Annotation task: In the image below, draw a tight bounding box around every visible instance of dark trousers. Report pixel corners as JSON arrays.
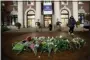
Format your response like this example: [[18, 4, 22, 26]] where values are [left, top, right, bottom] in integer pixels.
[[49, 27, 52, 31], [69, 26, 74, 34]]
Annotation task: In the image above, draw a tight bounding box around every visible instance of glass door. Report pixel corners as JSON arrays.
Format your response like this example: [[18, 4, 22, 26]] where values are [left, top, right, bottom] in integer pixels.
[[61, 9, 69, 27], [27, 15, 35, 27], [44, 15, 52, 27], [78, 13, 85, 24]]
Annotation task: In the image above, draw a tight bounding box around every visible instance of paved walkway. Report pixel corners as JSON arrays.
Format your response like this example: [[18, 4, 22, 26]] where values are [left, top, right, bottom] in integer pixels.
[[6, 26, 89, 32], [2, 31, 90, 60]]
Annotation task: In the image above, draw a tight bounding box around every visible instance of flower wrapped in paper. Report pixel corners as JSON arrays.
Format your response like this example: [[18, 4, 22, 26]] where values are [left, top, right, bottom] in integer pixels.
[[25, 36, 32, 41], [12, 36, 86, 56], [71, 37, 86, 49], [40, 41, 48, 52], [29, 43, 37, 56], [47, 42, 54, 56], [12, 41, 26, 54]]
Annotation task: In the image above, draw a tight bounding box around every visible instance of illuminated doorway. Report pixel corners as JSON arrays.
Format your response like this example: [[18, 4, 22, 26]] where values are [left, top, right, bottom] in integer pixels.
[[78, 13, 85, 24], [61, 9, 69, 27], [44, 15, 52, 27], [27, 10, 35, 27]]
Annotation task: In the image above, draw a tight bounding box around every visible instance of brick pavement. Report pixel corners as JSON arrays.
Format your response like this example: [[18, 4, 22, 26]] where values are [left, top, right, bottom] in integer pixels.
[[2, 31, 90, 60], [6, 26, 89, 32]]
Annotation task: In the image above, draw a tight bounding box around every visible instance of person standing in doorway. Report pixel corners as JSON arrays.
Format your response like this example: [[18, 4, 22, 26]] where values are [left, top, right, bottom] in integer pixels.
[[49, 24, 52, 31], [68, 16, 76, 35], [35, 19, 40, 32]]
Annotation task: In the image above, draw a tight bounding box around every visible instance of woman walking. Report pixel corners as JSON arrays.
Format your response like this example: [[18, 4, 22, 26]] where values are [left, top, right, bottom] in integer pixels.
[[67, 16, 76, 35]]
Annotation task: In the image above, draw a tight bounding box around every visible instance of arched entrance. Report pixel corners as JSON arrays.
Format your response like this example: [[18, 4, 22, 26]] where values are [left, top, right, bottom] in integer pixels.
[[27, 10, 35, 27], [25, 7, 35, 28], [60, 6, 71, 27], [61, 9, 69, 27], [78, 6, 86, 23]]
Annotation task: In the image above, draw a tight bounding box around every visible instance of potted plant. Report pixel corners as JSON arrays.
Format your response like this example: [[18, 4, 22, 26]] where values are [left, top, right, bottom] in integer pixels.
[[76, 20, 81, 27]]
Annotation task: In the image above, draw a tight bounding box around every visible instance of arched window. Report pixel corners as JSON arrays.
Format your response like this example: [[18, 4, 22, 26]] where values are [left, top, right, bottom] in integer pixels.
[[61, 9, 69, 26], [61, 9, 68, 14], [27, 10, 35, 27]]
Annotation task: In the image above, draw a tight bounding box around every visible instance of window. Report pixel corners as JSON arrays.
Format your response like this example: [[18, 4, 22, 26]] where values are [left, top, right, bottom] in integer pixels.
[[43, 0, 51, 2], [28, 1, 31, 4], [11, 15, 18, 25], [78, 13, 85, 23], [27, 1, 34, 6], [61, 0, 68, 5], [13, 1, 17, 6], [44, 15, 52, 27], [61, 10, 68, 14], [78, 2, 84, 4], [61, 9, 69, 26], [27, 10, 35, 27]]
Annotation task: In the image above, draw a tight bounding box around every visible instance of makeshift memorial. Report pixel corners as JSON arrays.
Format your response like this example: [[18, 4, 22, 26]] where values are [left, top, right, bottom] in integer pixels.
[[12, 36, 86, 56]]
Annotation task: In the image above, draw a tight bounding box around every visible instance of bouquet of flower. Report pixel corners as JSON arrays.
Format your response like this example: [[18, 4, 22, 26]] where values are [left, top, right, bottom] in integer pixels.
[[29, 42, 38, 56], [47, 37, 54, 56], [53, 36, 70, 52], [71, 37, 86, 50], [12, 36, 86, 56]]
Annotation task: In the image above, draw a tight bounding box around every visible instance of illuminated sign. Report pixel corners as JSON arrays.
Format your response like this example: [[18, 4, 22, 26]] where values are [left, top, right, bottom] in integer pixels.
[[43, 2, 52, 14]]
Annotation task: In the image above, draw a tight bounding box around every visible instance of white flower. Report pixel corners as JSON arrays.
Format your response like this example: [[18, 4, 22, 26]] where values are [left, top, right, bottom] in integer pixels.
[[59, 35, 63, 38], [66, 39, 69, 43], [51, 42, 54, 45], [47, 40, 50, 42], [42, 36, 45, 38], [52, 37, 54, 39], [72, 39, 77, 42], [48, 37, 50, 39], [55, 45, 57, 47], [50, 39, 52, 41], [47, 43, 50, 45], [35, 44, 39, 47], [81, 39, 84, 42]]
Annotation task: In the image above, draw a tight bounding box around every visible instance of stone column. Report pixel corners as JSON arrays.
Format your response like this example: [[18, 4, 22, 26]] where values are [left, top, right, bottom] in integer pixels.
[[0, 2, 1, 26], [0, 1, 1, 56], [73, 1, 78, 21], [54, 1, 60, 30], [18, 1, 23, 27], [35, 1, 41, 23], [54, 1, 61, 23]]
